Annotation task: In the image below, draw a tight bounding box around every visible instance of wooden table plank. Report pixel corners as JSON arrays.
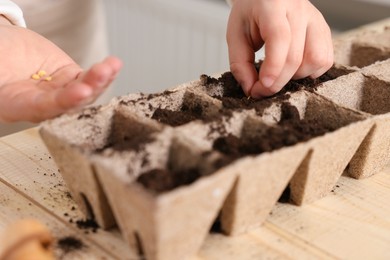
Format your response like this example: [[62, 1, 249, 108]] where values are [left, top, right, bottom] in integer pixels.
[[0, 128, 137, 259], [267, 172, 390, 260], [0, 179, 116, 259], [1, 128, 390, 259]]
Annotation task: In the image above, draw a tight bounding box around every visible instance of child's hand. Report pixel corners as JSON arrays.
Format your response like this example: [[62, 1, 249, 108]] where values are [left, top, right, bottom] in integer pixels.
[[0, 25, 122, 123], [227, 0, 333, 98]]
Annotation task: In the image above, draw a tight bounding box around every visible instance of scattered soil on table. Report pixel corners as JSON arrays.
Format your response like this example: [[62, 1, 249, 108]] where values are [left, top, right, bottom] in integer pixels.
[[57, 236, 84, 254], [75, 218, 99, 233]]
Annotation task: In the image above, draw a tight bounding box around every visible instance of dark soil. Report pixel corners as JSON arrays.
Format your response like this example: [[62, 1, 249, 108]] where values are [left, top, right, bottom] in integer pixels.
[[213, 102, 336, 158], [200, 64, 350, 114], [151, 107, 200, 127], [77, 106, 102, 120], [151, 97, 219, 127], [96, 112, 156, 152], [75, 218, 99, 233], [203, 63, 349, 95], [118, 90, 176, 106], [57, 236, 84, 254], [137, 168, 202, 193], [136, 153, 232, 193]]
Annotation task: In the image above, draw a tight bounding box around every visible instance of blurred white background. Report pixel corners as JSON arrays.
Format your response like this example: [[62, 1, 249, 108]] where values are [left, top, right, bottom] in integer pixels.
[[103, 0, 390, 97], [1, 0, 389, 136]]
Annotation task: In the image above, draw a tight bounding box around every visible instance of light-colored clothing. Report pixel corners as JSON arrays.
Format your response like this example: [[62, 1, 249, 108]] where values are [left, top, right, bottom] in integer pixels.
[[0, 0, 25, 27], [13, 0, 109, 69]]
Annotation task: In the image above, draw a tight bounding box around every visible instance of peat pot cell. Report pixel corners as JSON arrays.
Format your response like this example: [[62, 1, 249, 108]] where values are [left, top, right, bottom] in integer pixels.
[[39, 105, 120, 229], [94, 136, 237, 259], [41, 105, 115, 151], [199, 67, 350, 113], [136, 138, 231, 194], [286, 91, 367, 132], [334, 26, 390, 68], [98, 106, 163, 152], [212, 91, 367, 160], [118, 89, 186, 119], [316, 72, 390, 115], [349, 27, 390, 68], [151, 90, 222, 127]]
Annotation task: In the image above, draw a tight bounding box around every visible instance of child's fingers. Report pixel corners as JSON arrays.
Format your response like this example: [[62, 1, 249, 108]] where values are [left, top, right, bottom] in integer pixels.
[[259, 11, 291, 82], [250, 16, 291, 97], [293, 12, 333, 79], [226, 9, 258, 96], [309, 17, 334, 79], [37, 56, 123, 120], [251, 10, 307, 97]]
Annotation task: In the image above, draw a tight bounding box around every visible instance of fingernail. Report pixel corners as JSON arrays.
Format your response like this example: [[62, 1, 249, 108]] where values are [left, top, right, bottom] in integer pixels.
[[249, 81, 263, 99], [79, 96, 95, 107], [261, 76, 274, 88]]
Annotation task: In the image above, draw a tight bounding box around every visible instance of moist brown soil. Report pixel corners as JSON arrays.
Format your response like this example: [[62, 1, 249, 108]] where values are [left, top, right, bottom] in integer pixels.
[[57, 236, 84, 254], [75, 218, 99, 233], [203, 63, 349, 96], [136, 153, 232, 193], [151, 98, 220, 127], [213, 102, 336, 158], [151, 107, 201, 127], [200, 64, 350, 114], [96, 112, 156, 152], [137, 168, 201, 193]]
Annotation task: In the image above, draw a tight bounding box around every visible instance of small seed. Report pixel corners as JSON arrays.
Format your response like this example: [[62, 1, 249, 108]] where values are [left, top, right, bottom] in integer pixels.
[[31, 74, 40, 80], [44, 76, 52, 82], [38, 70, 47, 77]]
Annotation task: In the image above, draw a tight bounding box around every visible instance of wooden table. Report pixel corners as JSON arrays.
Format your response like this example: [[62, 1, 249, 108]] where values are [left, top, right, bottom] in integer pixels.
[[1, 127, 389, 259]]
